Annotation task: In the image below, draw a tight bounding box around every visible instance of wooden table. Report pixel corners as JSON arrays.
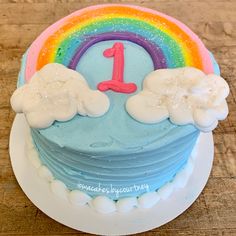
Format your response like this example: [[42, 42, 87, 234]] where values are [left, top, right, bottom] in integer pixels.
[[0, 1, 235, 235]]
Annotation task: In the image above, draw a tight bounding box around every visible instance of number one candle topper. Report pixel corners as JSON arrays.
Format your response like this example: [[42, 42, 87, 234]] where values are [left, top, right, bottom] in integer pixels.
[[97, 42, 137, 94]]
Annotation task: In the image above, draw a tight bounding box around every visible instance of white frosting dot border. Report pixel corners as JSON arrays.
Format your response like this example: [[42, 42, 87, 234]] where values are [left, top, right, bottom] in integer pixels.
[[25, 129, 199, 214]]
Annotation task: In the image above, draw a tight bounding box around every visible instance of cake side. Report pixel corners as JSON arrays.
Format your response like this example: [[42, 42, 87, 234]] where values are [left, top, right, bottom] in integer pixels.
[[31, 125, 199, 199], [25, 128, 199, 213]]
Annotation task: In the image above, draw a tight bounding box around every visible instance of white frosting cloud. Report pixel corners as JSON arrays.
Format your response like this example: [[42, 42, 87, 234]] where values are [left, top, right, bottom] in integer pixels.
[[126, 67, 229, 132], [11, 63, 110, 128]]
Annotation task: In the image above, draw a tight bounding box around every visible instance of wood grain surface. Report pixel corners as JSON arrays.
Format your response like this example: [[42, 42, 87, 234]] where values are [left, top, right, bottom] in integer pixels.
[[0, 0, 236, 235]]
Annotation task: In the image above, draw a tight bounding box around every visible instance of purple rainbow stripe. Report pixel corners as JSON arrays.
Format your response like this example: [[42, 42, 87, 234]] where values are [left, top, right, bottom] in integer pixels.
[[68, 32, 167, 70]]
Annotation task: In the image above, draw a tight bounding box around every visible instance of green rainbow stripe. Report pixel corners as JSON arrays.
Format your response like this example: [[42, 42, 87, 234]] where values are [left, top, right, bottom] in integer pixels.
[[54, 18, 185, 68]]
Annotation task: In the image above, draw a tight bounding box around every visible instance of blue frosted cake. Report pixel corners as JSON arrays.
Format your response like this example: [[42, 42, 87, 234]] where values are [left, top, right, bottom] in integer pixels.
[[11, 5, 229, 213]]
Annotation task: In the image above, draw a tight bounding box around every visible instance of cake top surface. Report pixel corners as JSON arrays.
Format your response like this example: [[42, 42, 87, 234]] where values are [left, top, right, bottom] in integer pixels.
[[11, 4, 229, 154]]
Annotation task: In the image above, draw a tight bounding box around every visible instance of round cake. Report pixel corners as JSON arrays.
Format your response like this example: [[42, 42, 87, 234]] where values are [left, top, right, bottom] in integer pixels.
[[11, 4, 229, 213]]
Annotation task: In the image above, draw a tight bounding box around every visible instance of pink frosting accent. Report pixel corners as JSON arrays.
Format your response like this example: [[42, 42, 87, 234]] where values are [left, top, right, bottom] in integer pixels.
[[25, 4, 213, 82], [25, 5, 100, 82], [98, 42, 137, 94]]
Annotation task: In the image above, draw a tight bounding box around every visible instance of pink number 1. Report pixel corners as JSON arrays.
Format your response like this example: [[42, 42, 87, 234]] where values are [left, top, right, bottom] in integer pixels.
[[97, 42, 137, 94]]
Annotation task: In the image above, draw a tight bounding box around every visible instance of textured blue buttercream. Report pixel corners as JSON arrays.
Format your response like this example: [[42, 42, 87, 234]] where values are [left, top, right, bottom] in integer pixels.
[[17, 50, 28, 88], [20, 41, 219, 199]]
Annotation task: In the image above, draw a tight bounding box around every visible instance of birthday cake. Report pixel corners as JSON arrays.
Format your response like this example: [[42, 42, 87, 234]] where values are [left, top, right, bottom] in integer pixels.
[[11, 5, 229, 213]]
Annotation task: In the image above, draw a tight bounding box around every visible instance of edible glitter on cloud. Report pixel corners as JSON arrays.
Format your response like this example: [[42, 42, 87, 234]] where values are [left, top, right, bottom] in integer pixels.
[[11, 63, 110, 129], [126, 67, 229, 132]]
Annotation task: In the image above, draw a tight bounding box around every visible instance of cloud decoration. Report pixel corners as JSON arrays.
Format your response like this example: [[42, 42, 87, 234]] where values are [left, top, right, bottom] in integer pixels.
[[126, 67, 229, 132], [11, 63, 110, 128]]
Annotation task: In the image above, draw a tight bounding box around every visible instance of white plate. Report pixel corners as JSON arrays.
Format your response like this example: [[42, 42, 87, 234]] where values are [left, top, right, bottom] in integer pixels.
[[9, 114, 214, 235]]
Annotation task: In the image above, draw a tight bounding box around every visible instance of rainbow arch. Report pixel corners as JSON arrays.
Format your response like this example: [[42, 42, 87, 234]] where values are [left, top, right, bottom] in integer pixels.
[[25, 4, 214, 82]]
